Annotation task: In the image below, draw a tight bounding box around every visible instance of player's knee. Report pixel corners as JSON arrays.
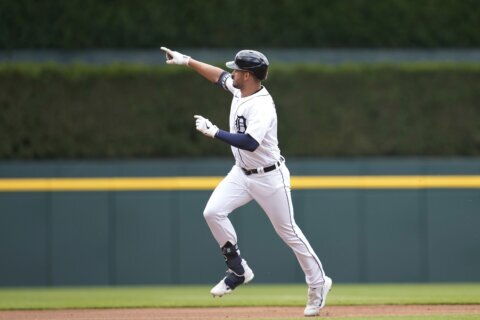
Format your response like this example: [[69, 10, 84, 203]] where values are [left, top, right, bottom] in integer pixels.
[[204, 206, 230, 224], [203, 206, 218, 222]]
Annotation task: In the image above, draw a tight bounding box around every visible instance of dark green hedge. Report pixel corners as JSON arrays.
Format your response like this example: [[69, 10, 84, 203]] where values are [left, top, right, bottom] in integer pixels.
[[2, 0, 480, 49], [1, 63, 479, 159]]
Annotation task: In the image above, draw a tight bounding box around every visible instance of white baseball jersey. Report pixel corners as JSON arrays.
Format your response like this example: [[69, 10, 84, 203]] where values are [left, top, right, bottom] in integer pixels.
[[221, 74, 281, 169]]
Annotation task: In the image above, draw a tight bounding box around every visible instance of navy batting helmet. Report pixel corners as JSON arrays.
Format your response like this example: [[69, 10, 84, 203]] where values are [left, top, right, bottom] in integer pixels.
[[226, 50, 269, 81]]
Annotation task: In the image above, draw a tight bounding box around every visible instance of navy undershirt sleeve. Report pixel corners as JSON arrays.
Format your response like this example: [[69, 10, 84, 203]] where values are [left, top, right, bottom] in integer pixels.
[[215, 130, 259, 152]]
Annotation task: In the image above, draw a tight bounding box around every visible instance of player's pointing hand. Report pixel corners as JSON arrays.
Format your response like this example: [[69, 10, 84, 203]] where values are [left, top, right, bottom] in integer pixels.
[[160, 46, 191, 65]]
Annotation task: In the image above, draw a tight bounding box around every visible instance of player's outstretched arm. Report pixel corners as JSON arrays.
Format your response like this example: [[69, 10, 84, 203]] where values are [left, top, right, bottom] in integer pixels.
[[161, 47, 224, 83]]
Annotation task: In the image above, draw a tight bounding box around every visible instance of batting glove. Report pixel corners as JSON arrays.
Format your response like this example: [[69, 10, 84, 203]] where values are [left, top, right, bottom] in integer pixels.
[[194, 115, 219, 138], [160, 46, 191, 65]]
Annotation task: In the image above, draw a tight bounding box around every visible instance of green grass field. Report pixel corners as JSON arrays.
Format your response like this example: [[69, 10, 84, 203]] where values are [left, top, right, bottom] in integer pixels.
[[0, 283, 479, 319]]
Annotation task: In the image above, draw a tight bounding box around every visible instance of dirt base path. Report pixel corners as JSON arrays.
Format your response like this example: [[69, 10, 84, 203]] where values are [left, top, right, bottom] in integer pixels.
[[1, 305, 479, 319]]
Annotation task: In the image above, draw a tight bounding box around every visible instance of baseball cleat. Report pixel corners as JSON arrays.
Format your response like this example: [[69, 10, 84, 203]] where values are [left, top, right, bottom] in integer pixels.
[[210, 280, 230, 297], [304, 276, 332, 317], [210, 259, 254, 297]]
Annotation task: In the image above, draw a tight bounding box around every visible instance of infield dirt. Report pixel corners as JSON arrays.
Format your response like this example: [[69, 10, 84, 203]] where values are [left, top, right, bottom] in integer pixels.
[[0, 305, 479, 319]]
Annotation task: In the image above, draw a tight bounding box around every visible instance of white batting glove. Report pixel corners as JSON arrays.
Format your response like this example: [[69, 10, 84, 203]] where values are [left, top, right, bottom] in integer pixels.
[[160, 46, 191, 65], [194, 115, 219, 138]]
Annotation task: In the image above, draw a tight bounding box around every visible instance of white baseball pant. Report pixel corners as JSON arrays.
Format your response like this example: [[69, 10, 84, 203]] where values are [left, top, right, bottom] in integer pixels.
[[203, 164, 327, 287]]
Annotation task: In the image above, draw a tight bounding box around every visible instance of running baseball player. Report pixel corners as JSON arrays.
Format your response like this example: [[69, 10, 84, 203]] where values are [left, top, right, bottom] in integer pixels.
[[161, 47, 332, 317]]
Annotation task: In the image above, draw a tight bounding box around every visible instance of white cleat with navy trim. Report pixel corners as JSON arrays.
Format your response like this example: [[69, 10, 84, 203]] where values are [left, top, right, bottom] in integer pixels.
[[304, 276, 333, 317], [210, 259, 254, 297]]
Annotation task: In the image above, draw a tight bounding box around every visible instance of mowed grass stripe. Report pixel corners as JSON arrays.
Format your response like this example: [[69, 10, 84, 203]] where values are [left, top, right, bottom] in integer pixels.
[[0, 284, 479, 310]]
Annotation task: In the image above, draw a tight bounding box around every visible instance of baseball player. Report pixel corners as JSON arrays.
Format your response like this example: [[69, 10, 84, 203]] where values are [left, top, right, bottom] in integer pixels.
[[161, 47, 332, 317]]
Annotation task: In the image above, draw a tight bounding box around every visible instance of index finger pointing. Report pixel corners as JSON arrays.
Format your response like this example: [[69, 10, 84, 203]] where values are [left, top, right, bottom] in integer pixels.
[[160, 46, 173, 60]]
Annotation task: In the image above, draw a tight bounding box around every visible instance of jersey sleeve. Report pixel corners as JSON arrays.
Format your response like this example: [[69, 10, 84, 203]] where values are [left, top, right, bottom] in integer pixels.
[[244, 98, 275, 144], [216, 71, 236, 94]]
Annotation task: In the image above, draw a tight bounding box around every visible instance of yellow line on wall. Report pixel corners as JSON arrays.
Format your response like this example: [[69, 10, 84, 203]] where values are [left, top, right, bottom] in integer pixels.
[[0, 177, 222, 191], [0, 176, 480, 192], [293, 176, 480, 189]]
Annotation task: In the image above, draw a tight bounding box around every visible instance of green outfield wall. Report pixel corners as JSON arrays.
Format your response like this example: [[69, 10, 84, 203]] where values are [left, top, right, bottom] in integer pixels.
[[0, 158, 479, 286]]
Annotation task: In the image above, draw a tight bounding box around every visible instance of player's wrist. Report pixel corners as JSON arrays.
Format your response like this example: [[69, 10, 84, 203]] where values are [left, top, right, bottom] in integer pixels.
[[180, 55, 190, 66], [205, 125, 219, 138], [211, 126, 219, 138]]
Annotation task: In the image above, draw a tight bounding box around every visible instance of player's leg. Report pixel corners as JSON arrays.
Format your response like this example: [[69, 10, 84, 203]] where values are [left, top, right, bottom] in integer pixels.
[[203, 165, 251, 247], [251, 165, 332, 316], [203, 165, 254, 296]]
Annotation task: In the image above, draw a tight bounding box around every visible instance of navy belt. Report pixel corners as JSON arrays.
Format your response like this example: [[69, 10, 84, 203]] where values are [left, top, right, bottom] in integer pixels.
[[241, 157, 284, 175]]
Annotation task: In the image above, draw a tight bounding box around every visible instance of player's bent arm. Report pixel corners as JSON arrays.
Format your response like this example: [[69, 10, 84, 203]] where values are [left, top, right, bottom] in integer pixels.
[[215, 130, 259, 152], [188, 58, 224, 83]]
